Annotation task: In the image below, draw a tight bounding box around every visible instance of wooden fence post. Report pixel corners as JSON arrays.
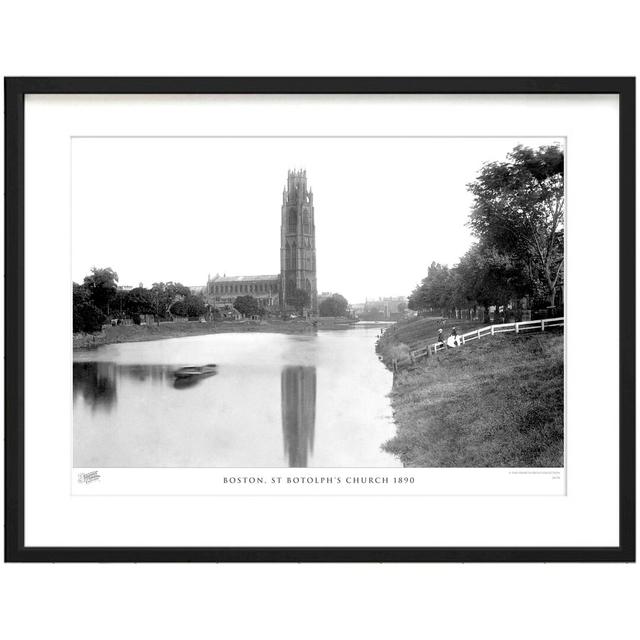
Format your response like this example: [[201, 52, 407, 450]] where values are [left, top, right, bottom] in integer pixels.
[[541, 320, 545, 332], [515, 323, 519, 334]]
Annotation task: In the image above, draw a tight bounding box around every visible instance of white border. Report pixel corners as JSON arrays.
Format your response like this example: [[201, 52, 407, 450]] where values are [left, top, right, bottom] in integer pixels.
[[24, 94, 619, 547]]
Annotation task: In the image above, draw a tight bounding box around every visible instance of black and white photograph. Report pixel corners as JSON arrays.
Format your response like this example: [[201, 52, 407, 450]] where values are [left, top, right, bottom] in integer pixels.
[[72, 136, 565, 471], [2, 2, 638, 637], [6, 77, 632, 566]]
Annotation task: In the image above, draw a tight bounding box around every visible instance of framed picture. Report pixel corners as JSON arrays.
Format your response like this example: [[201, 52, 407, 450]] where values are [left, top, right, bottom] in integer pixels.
[[4, 77, 635, 562]]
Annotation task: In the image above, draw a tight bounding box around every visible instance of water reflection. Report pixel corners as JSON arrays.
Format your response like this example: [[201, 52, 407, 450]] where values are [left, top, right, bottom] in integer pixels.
[[73, 331, 400, 467], [73, 362, 178, 412], [173, 371, 218, 390], [281, 366, 316, 467], [73, 362, 118, 413]]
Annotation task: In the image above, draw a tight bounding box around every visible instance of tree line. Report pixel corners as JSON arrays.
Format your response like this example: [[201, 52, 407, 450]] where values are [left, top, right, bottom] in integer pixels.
[[408, 145, 564, 319], [73, 268, 206, 333], [73, 267, 352, 333]]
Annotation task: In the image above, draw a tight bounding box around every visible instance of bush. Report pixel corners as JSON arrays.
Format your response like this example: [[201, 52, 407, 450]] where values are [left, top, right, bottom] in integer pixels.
[[73, 302, 106, 333], [388, 343, 411, 362]]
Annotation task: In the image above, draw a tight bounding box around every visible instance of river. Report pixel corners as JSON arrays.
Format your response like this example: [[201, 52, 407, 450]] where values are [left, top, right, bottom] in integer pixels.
[[73, 327, 401, 468]]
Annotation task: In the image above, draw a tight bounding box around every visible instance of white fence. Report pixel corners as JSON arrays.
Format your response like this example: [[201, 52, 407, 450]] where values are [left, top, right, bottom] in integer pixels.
[[411, 317, 565, 361]]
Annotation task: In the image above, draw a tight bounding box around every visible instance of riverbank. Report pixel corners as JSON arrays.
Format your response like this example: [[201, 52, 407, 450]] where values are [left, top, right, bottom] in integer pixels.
[[376, 316, 486, 367], [380, 327, 564, 467], [73, 319, 316, 349], [72, 316, 363, 349]]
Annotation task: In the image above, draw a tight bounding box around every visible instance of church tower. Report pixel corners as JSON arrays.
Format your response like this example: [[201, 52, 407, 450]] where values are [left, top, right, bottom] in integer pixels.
[[280, 169, 318, 315]]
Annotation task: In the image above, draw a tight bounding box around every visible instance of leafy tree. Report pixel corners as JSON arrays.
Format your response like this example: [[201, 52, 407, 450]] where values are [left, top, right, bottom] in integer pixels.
[[286, 287, 310, 316], [318, 293, 349, 317], [233, 295, 262, 318], [457, 243, 531, 313], [83, 267, 119, 314], [408, 262, 456, 315], [124, 287, 155, 319], [467, 145, 564, 307], [150, 282, 190, 317], [73, 282, 106, 333], [185, 295, 206, 317], [172, 294, 207, 318]]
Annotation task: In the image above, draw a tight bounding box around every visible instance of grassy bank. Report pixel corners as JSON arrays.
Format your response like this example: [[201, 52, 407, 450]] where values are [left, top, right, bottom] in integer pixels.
[[382, 331, 564, 467], [73, 318, 317, 349], [376, 316, 485, 367]]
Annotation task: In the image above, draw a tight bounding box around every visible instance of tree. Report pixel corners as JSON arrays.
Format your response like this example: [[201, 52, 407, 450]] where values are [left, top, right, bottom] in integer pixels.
[[286, 287, 310, 316], [456, 243, 531, 313], [318, 293, 349, 317], [467, 145, 564, 308], [172, 294, 206, 318], [150, 282, 191, 318], [73, 282, 106, 333], [123, 287, 155, 320], [83, 267, 119, 314], [233, 295, 262, 318], [185, 295, 206, 317], [408, 262, 456, 315]]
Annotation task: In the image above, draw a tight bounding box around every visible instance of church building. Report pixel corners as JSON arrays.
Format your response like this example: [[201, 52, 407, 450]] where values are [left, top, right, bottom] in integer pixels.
[[203, 169, 318, 315]]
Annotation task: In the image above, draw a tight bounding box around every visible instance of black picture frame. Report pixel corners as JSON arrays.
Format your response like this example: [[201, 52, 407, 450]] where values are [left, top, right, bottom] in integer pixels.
[[4, 77, 635, 563]]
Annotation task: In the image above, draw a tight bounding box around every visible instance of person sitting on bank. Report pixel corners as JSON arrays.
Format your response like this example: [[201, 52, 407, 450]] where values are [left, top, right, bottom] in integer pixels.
[[437, 328, 445, 348], [450, 326, 458, 346]]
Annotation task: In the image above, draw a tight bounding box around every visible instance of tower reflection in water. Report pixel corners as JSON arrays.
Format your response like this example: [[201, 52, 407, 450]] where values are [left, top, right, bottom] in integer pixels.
[[281, 366, 316, 467]]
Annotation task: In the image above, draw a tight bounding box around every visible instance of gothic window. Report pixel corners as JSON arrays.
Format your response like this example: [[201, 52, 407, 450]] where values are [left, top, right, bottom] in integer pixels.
[[288, 209, 297, 233], [285, 243, 291, 269], [305, 278, 311, 293], [303, 211, 310, 234], [290, 242, 297, 270]]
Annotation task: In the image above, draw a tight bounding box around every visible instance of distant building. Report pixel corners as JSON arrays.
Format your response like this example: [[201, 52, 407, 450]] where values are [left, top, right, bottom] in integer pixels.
[[198, 169, 318, 315], [206, 274, 280, 308], [358, 296, 408, 320]]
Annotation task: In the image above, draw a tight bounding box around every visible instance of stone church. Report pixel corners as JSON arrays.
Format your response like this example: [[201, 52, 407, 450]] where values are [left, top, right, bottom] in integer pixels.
[[203, 169, 318, 315]]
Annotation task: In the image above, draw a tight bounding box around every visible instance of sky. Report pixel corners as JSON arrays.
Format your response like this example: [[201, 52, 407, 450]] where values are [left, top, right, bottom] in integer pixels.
[[72, 136, 562, 303]]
